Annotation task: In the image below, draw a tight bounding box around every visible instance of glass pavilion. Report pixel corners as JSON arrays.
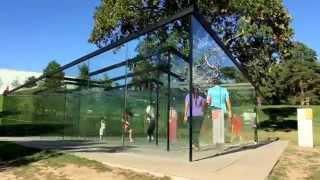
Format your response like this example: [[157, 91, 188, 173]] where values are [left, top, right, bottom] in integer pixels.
[[1, 6, 264, 161]]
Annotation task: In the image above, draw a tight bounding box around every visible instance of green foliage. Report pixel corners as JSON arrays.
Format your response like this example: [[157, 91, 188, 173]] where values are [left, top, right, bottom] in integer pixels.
[[0, 95, 3, 112], [24, 76, 37, 88], [201, 0, 293, 96], [89, 0, 294, 98], [262, 42, 320, 105], [43, 61, 64, 90], [220, 66, 246, 83], [130, 58, 155, 90], [102, 74, 113, 88], [78, 63, 89, 80], [77, 63, 90, 88]]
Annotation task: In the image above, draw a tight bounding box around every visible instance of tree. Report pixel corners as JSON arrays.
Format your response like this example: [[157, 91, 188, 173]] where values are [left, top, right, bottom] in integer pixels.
[[78, 63, 89, 80], [263, 42, 320, 105], [102, 74, 113, 88], [89, 0, 293, 98], [76, 63, 89, 88], [24, 76, 37, 88], [43, 61, 64, 90]]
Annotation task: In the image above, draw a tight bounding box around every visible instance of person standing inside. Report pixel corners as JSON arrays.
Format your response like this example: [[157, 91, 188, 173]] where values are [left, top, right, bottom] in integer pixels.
[[169, 98, 178, 142], [99, 117, 107, 142], [122, 109, 134, 143], [145, 102, 155, 142], [207, 83, 232, 145], [184, 87, 206, 151]]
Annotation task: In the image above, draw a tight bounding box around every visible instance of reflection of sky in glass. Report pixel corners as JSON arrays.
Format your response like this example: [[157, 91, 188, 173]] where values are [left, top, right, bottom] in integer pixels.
[[88, 39, 140, 74], [193, 18, 234, 68], [192, 17, 241, 85]]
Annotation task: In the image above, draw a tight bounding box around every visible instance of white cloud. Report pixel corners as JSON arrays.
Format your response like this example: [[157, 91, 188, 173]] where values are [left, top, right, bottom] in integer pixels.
[[0, 69, 41, 94]]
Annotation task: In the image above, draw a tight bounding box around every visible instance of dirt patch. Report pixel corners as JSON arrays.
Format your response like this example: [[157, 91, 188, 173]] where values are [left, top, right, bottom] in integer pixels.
[[0, 162, 169, 180], [269, 143, 320, 180]]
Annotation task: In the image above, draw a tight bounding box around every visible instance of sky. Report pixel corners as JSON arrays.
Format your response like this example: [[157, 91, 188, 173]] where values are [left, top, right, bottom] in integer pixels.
[[0, 0, 319, 73]]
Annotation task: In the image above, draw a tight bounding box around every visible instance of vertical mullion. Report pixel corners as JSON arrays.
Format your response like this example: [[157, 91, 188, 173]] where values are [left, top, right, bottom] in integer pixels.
[[167, 53, 171, 151], [188, 15, 194, 162], [156, 69, 160, 146]]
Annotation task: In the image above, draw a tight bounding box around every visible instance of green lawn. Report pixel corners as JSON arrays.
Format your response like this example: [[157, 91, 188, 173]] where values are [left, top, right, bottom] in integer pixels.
[[259, 129, 320, 180], [0, 95, 3, 112], [257, 106, 320, 179], [268, 140, 320, 180]]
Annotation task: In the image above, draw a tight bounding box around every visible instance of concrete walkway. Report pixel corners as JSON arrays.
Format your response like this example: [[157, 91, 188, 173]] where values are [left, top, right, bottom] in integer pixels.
[[0, 137, 288, 180], [73, 141, 288, 180]]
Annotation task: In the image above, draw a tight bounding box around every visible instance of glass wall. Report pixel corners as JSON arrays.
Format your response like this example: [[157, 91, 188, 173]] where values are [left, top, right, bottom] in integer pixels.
[[191, 16, 256, 160]]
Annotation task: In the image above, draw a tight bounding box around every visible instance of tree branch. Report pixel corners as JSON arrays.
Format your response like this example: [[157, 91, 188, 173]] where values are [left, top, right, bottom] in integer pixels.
[[224, 31, 244, 46]]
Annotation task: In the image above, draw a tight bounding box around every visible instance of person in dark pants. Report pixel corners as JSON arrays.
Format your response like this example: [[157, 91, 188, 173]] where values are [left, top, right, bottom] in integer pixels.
[[184, 87, 206, 151], [145, 102, 155, 142], [122, 109, 134, 143]]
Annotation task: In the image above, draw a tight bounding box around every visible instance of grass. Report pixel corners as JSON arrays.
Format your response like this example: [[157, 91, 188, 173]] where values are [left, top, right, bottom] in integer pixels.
[[261, 129, 320, 180], [268, 141, 320, 180], [0, 95, 3, 111], [0, 141, 171, 180], [254, 105, 320, 180]]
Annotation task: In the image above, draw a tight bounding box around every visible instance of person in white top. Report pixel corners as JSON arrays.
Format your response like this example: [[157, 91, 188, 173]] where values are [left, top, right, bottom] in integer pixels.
[[99, 117, 106, 142], [145, 102, 156, 142]]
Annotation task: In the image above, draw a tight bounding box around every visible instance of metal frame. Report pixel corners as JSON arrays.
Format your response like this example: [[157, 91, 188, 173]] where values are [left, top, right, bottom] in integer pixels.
[[188, 15, 193, 162]]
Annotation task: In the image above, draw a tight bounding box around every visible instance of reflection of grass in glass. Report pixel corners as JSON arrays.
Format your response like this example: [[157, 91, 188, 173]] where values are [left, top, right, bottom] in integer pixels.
[[0, 95, 3, 111], [198, 105, 257, 145]]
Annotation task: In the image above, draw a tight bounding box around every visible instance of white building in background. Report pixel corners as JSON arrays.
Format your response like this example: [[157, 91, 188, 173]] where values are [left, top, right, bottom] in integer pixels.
[[0, 69, 41, 94]]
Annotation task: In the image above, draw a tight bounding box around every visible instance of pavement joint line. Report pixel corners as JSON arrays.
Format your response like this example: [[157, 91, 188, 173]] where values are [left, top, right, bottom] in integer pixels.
[[100, 161, 190, 180]]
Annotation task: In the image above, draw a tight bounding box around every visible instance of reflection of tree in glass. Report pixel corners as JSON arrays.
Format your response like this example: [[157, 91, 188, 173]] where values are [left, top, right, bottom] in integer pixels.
[[77, 63, 89, 89], [24, 76, 37, 88], [220, 67, 246, 83], [102, 74, 113, 88], [43, 61, 65, 90], [128, 57, 155, 90], [78, 63, 89, 80], [193, 51, 222, 84]]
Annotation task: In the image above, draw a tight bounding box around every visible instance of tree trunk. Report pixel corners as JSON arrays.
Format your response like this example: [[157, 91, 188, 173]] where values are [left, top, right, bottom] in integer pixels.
[[299, 80, 305, 105]]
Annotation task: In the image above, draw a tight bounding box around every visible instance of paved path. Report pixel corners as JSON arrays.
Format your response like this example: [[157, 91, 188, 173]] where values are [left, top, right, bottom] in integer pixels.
[[73, 141, 288, 180], [0, 137, 288, 180]]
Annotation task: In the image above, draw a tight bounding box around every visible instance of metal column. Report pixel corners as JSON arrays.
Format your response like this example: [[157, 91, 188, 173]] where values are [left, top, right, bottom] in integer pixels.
[[166, 54, 171, 151], [188, 15, 194, 162], [155, 69, 160, 145]]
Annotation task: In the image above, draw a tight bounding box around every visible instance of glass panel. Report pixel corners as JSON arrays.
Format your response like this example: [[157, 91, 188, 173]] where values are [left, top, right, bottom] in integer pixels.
[[192, 16, 256, 160], [86, 46, 127, 142], [169, 54, 190, 156], [1, 68, 68, 138]]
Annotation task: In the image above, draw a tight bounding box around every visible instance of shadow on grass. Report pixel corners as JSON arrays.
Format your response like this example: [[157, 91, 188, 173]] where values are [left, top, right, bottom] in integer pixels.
[[0, 141, 62, 172], [258, 119, 297, 132], [0, 139, 137, 172]]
